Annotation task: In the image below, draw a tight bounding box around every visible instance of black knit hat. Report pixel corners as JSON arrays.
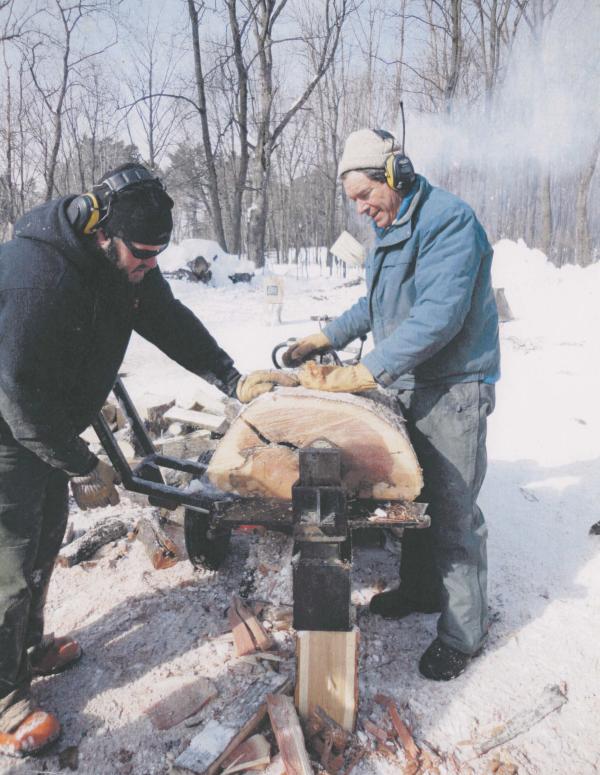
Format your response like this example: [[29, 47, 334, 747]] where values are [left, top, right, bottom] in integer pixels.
[[96, 164, 174, 245]]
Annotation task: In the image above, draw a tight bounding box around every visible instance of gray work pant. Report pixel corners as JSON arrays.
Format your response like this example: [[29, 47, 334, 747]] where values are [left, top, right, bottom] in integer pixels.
[[396, 381, 495, 655], [0, 434, 69, 700]]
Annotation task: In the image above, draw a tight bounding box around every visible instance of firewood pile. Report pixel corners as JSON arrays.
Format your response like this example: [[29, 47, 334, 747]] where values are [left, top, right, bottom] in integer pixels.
[[156, 589, 436, 775], [60, 388, 236, 569]]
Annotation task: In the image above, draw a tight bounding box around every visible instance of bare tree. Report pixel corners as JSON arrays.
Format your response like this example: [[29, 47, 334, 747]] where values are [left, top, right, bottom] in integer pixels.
[[186, 0, 229, 250], [245, 0, 350, 268], [121, 21, 184, 170], [25, 0, 118, 200]]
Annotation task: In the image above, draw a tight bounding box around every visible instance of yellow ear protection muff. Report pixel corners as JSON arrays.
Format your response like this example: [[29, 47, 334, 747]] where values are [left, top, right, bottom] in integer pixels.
[[67, 165, 165, 235], [67, 193, 102, 235], [372, 104, 416, 194], [371, 128, 416, 194]]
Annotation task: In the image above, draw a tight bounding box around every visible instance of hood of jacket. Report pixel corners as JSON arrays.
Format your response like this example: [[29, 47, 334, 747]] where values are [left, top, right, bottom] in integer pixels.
[[13, 196, 102, 279]]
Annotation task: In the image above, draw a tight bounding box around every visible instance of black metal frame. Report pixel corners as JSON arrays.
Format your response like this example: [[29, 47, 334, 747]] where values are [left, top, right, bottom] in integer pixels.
[[95, 379, 430, 623]]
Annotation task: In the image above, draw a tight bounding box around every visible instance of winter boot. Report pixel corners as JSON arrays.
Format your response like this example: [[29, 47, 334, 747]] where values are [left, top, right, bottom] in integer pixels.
[[30, 634, 82, 676], [419, 637, 481, 681], [369, 587, 441, 619], [0, 691, 61, 757]]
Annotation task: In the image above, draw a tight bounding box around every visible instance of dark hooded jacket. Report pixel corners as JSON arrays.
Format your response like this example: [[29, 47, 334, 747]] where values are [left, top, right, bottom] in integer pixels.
[[0, 197, 240, 475]]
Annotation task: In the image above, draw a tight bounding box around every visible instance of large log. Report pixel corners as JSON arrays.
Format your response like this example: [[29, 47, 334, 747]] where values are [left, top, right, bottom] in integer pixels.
[[206, 388, 422, 501]]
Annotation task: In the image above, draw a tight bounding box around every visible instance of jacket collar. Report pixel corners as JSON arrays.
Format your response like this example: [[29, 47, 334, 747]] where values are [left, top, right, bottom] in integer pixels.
[[373, 175, 430, 248]]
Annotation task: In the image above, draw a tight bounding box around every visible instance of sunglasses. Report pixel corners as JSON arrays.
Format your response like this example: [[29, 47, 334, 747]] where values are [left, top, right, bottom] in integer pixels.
[[120, 237, 168, 261]]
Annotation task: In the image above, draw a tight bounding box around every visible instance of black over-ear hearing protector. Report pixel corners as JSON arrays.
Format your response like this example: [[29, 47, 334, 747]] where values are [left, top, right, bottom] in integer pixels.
[[372, 103, 416, 194], [67, 165, 165, 235]]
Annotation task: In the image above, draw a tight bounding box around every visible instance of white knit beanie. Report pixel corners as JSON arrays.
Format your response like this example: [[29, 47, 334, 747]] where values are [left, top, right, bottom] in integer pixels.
[[337, 129, 401, 177]]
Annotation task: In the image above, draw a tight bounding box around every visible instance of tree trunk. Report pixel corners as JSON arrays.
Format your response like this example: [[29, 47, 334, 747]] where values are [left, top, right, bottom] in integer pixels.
[[187, 0, 228, 251], [539, 169, 553, 256], [574, 133, 600, 267]]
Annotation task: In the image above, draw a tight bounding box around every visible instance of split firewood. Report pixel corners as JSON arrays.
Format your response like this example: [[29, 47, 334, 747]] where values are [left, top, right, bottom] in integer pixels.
[[472, 683, 568, 756], [145, 677, 217, 730], [143, 398, 176, 435], [183, 390, 229, 418], [207, 388, 423, 501], [296, 629, 359, 733], [153, 429, 215, 459], [135, 512, 180, 570], [163, 406, 227, 434], [220, 734, 271, 774], [228, 595, 273, 656], [57, 516, 133, 567], [266, 693, 314, 775], [173, 674, 290, 775], [373, 693, 420, 760]]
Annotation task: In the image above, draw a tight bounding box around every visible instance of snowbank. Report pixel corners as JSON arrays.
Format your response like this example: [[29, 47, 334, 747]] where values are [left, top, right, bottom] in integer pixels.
[[493, 238, 600, 338]]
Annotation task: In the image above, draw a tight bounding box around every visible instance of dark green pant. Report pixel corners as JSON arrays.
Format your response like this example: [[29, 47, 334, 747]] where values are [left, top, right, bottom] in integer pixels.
[[396, 381, 495, 655], [0, 435, 68, 700]]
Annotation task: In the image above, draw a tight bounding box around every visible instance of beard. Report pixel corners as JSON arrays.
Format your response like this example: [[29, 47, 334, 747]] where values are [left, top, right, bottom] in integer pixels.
[[104, 238, 144, 285]]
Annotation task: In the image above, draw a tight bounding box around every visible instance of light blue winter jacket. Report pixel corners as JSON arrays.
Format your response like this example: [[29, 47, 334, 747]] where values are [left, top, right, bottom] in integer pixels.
[[324, 175, 500, 389]]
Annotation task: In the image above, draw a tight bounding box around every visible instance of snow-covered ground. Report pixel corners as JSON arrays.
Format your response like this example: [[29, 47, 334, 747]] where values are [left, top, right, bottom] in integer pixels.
[[4, 239, 600, 775]]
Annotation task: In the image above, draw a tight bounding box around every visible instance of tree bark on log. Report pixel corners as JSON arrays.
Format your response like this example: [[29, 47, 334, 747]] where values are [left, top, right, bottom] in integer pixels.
[[57, 517, 132, 567], [206, 388, 422, 501]]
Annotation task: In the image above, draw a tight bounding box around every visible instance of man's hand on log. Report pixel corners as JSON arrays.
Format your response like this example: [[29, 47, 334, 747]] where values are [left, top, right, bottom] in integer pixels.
[[298, 362, 377, 393], [282, 331, 331, 367], [70, 459, 121, 509], [236, 370, 300, 403]]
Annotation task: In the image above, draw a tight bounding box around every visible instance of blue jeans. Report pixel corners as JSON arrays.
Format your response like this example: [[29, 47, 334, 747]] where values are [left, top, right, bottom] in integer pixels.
[[0, 433, 69, 700], [396, 381, 495, 655]]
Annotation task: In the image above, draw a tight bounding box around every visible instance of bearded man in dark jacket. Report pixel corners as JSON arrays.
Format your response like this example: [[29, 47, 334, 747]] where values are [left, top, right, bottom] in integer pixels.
[[0, 163, 294, 756]]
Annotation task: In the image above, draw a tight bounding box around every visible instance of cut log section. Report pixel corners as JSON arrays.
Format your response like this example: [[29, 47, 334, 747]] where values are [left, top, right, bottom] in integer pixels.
[[296, 629, 359, 733], [206, 388, 422, 501]]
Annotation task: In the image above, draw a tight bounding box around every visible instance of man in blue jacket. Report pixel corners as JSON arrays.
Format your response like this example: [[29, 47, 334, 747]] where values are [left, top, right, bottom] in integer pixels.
[[0, 163, 293, 756], [285, 129, 500, 681]]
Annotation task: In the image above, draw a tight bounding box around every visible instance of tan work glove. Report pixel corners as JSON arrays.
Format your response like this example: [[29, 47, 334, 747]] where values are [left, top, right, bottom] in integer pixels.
[[236, 370, 300, 404], [70, 459, 121, 510], [282, 331, 331, 367], [298, 361, 377, 393]]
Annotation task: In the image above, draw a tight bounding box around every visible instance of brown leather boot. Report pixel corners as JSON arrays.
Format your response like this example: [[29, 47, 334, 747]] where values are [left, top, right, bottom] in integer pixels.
[[0, 709, 61, 757], [30, 634, 82, 676]]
